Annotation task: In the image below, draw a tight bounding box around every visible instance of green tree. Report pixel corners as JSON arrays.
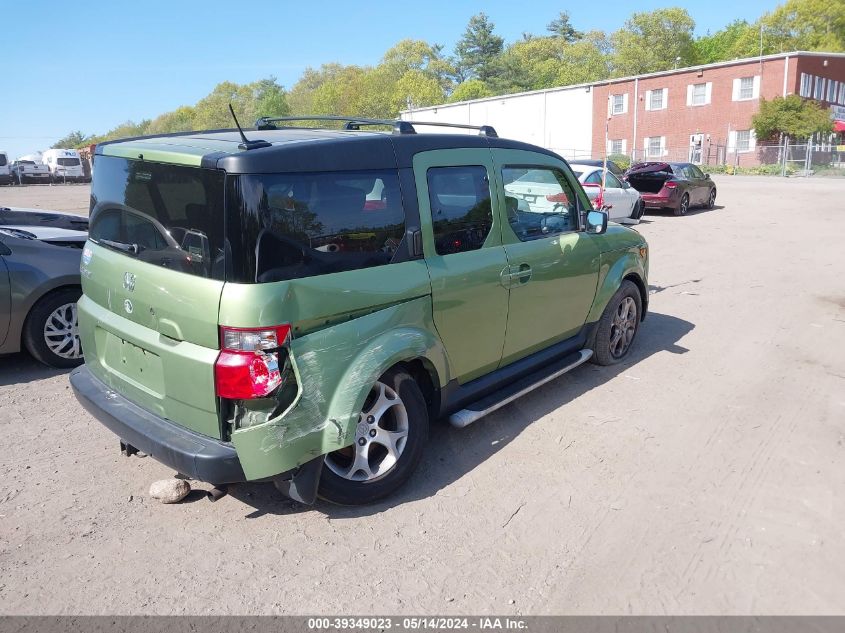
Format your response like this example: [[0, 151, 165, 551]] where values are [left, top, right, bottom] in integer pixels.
[[192, 81, 257, 129], [547, 11, 583, 42], [381, 39, 456, 93], [556, 32, 613, 85], [448, 79, 495, 102], [147, 106, 196, 134], [253, 77, 290, 119], [287, 65, 335, 115], [694, 20, 759, 63], [454, 13, 505, 83], [759, 0, 845, 52], [52, 131, 91, 149], [611, 8, 697, 76], [395, 70, 445, 111], [493, 31, 611, 93], [752, 95, 834, 140]]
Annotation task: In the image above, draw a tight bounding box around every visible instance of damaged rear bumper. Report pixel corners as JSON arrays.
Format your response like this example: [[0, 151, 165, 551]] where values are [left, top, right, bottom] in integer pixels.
[[70, 365, 324, 503], [70, 365, 246, 483]]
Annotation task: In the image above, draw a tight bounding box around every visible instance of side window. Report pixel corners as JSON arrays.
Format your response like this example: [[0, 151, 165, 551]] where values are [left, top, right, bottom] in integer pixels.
[[689, 165, 705, 179], [605, 172, 624, 188], [584, 171, 603, 185], [502, 165, 578, 242], [236, 169, 406, 283], [427, 166, 493, 255]]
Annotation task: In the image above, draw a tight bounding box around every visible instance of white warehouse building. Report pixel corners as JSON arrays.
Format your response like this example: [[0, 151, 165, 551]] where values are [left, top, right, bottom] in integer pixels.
[[401, 84, 595, 160]]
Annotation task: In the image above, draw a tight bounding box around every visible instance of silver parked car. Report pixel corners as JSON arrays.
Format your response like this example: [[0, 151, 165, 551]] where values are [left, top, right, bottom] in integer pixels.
[[0, 207, 88, 367]]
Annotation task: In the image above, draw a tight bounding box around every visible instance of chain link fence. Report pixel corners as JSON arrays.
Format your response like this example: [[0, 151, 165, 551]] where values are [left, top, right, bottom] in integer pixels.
[[582, 141, 845, 177]]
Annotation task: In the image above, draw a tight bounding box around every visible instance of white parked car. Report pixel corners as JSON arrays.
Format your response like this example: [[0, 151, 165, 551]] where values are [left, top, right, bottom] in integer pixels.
[[569, 164, 644, 225]]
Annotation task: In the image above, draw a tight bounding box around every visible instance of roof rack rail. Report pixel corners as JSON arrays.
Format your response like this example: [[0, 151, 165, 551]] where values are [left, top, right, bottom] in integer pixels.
[[254, 115, 497, 138]]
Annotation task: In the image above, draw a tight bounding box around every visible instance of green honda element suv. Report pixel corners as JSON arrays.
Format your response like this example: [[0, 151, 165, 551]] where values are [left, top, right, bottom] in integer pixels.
[[70, 117, 648, 506]]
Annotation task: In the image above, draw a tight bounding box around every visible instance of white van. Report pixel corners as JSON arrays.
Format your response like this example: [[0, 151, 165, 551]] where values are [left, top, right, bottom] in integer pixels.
[[0, 151, 11, 185], [41, 148, 86, 183]]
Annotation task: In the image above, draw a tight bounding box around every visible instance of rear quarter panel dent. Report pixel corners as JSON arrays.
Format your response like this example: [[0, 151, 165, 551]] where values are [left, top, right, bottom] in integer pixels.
[[231, 297, 449, 479]]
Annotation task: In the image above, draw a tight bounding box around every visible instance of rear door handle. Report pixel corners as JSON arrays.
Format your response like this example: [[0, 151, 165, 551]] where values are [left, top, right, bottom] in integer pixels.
[[509, 263, 532, 285], [499, 264, 532, 288]]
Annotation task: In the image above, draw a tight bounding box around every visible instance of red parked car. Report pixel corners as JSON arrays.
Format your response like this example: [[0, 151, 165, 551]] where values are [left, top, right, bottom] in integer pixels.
[[625, 162, 716, 216]]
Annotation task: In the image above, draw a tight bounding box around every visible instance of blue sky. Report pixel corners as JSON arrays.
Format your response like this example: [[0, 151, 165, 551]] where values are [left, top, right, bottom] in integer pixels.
[[1, 0, 778, 159]]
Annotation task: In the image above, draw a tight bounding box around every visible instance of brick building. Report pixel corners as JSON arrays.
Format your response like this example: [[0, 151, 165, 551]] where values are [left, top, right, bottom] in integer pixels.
[[593, 51, 845, 165], [403, 51, 845, 166]]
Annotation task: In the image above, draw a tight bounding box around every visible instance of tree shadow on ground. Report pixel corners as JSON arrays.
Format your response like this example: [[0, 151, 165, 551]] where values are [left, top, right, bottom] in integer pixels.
[[226, 311, 694, 519]]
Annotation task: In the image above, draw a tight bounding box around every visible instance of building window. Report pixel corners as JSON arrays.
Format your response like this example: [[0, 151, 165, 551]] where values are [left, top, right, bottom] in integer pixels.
[[740, 77, 754, 99], [814, 77, 823, 100], [648, 88, 666, 110], [827, 80, 837, 103], [800, 73, 812, 97], [610, 139, 625, 155], [839, 83, 845, 105], [611, 94, 627, 115], [736, 130, 751, 152], [688, 82, 710, 106], [647, 136, 663, 158]]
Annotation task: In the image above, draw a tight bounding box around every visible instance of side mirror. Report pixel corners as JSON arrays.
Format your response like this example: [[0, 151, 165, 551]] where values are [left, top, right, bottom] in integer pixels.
[[622, 181, 631, 189], [586, 210, 608, 235], [704, 173, 710, 179]]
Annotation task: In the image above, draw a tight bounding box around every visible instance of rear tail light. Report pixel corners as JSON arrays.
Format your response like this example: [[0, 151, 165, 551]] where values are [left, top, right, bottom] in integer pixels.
[[214, 325, 291, 399], [545, 192, 570, 203], [663, 181, 678, 189]]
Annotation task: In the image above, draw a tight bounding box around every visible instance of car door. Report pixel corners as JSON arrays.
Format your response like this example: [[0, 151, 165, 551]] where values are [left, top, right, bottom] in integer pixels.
[[601, 171, 635, 221], [414, 149, 509, 383], [687, 164, 710, 203], [680, 164, 705, 204], [492, 149, 601, 365], [0, 244, 10, 346]]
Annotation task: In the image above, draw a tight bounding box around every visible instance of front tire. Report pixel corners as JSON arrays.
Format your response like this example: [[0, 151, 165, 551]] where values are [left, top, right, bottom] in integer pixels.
[[590, 280, 643, 366], [707, 188, 717, 209], [319, 368, 428, 505], [674, 193, 689, 216], [23, 288, 84, 368]]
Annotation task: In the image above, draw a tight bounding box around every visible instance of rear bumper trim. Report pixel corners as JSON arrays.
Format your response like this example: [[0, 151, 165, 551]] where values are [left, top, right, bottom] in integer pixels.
[[70, 365, 246, 484]]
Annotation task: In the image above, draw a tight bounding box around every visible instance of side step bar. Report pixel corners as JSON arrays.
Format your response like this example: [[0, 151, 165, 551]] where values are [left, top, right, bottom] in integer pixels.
[[448, 349, 593, 428]]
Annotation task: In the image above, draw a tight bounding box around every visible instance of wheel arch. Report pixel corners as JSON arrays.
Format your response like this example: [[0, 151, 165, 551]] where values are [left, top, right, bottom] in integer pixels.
[[12, 281, 82, 353], [622, 272, 648, 321], [586, 251, 648, 325]]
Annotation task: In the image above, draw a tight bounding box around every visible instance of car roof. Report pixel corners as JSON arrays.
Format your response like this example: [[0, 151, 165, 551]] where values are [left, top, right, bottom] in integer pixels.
[[96, 127, 563, 173]]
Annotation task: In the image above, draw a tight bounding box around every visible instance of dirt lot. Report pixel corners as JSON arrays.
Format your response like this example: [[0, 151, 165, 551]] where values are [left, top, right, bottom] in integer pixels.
[[1, 177, 844, 615]]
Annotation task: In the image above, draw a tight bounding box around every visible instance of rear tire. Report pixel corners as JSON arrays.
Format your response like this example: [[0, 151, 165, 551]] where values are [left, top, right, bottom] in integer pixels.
[[674, 193, 689, 216], [23, 288, 84, 368], [319, 368, 428, 505], [590, 280, 643, 366]]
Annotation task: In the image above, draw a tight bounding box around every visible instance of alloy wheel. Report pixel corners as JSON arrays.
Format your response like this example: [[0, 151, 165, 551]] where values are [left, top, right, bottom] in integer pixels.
[[43, 302, 81, 360], [609, 296, 638, 359], [325, 381, 410, 482]]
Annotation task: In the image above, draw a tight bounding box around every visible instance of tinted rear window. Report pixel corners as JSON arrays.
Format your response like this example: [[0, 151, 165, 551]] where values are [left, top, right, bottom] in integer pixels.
[[227, 170, 405, 283], [89, 156, 226, 280], [57, 157, 81, 166], [0, 155, 7, 167]]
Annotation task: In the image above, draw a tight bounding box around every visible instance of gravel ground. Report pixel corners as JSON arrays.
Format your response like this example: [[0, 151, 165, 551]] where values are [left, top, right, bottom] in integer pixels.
[[1, 176, 844, 615]]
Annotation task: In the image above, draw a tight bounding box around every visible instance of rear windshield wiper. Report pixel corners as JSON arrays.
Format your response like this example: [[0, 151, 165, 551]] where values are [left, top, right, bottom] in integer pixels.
[[101, 239, 144, 255]]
